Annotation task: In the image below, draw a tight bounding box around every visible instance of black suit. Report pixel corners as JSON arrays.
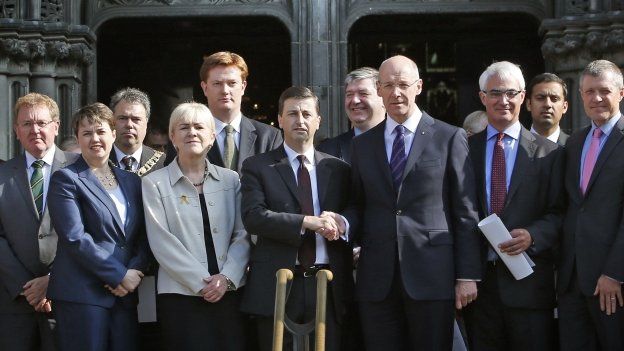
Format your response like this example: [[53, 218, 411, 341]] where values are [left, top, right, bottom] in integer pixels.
[[343, 113, 481, 351], [558, 116, 624, 351], [464, 127, 564, 351], [0, 148, 78, 351], [208, 116, 283, 174], [317, 129, 355, 164], [240, 146, 352, 351], [557, 130, 569, 147]]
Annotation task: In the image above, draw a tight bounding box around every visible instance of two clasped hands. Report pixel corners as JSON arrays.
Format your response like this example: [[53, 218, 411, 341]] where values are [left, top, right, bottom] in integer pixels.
[[105, 269, 144, 297], [302, 211, 346, 241]]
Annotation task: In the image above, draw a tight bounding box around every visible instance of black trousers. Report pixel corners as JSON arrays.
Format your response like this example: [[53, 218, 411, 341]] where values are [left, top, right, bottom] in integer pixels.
[[256, 274, 340, 351], [0, 310, 55, 351], [158, 291, 247, 351], [358, 267, 455, 351], [463, 263, 556, 351], [558, 274, 624, 351]]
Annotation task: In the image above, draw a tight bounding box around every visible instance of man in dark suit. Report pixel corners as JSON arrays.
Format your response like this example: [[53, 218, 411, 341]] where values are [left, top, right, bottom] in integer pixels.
[[199, 51, 282, 174], [0, 93, 78, 351], [526, 73, 570, 146], [240, 87, 352, 351], [338, 55, 481, 351], [558, 59, 624, 351], [109, 87, 165, 176], [464, 62, 564, 351], [318, 67, 385, 163]]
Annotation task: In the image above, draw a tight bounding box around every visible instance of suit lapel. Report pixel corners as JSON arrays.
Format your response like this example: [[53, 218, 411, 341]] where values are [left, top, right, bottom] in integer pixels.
[[506, 128, 536, 207], [13, 154, 40, 219], [370, 121, 394, 193], [339, 130, 354, 164], [273, 147, 300, 203], [140, 146, 153, 166], [208, 142, 225, 167], [585, 118, 624, 196], [314, 151, 331, 207], [568, 127, 589, 203], [471, 131, 489, 215], [401, 113, 434, 185], [109, 150, 120, 168], [238, 116, 257, 170]]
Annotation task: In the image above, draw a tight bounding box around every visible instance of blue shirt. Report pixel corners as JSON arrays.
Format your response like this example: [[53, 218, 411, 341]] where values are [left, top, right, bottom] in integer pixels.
[[485, 122, 521, 214], [579, 113, 622, 188]]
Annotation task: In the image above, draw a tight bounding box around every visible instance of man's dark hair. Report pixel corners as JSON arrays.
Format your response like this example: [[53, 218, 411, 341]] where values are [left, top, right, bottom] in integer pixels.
[[278, 86, 320, 115], [527, 73, 568, 100]]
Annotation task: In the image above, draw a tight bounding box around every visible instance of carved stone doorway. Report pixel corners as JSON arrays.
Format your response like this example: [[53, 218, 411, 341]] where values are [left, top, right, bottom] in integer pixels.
[[97, 16, 291, 133]]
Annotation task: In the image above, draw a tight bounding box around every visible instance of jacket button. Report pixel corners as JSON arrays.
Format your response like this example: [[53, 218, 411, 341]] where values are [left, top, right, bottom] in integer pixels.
[[38, 234, 44, 239], [212, 227, 218, 233], [396, 210, 402, 216]]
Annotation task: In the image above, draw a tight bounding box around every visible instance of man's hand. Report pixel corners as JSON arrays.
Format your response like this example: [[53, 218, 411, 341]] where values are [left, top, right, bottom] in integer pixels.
[[34, 299, 52, 313], [120, 269, 144, 292], [455, 281, 478, 309], [201, 274, 228, 303], [594, 275, 623, 315], [105, 284, 129, 297], [302, 215, 339, 240], [499, 228, 532, 255], [321, 211, 346, 236], [352, 246, 361, 266], [22, 275, 49, 309]]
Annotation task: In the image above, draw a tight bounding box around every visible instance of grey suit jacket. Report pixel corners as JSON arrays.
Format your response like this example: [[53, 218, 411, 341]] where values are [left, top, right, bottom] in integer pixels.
[[208, 115, 283, 173], [0, 148, 77, 313], [559, 117, 624, 296], [343, 113, 481, 302], [469, 127, 564, 309]]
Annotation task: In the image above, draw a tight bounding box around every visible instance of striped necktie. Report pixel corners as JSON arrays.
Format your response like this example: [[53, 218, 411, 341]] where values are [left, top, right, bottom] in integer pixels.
[[30, 160, 45, 216], [390, 125, 407, 191]]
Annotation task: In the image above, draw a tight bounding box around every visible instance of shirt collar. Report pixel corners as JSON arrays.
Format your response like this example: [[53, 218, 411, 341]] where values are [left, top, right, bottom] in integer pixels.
[[385, 106, 422, 135], [25, 145, 56, 168], [487, 121, 521, 141], [353, 127, 364, 136], [168, 157, 221, 186], [114, 145, 143, 163], [530, 125, 561, 143], [214, 113, 242, 135], [283, 142, 315, 166], [591, 112, 621, 137]]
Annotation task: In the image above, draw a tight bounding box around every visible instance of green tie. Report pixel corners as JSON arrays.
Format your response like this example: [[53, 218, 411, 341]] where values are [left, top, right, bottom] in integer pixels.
[[223, 124, 239, 170], [30, 160, 45, 216]]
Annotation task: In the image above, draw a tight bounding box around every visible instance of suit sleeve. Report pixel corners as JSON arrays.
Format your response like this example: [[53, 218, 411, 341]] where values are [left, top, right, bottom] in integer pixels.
[[0, 217, 34, 299], [270, 129, 284, 151], [142, 176, 209, 294], [219, 176, 250, 288], [47, 171, 127, 287], [240, 158, 304, 248], [526, 146, 565, 256], [127, 177, 151, 272], [448, 128, 482, 280], [341, 139, 362, 242]]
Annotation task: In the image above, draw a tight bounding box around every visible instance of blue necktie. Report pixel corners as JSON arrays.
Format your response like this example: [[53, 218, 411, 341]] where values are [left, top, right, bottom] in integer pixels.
[[390, 125, 407, 191]]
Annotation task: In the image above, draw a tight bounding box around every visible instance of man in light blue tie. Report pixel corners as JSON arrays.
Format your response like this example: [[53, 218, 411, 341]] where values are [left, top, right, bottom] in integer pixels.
[[558, 59, 624, 351]]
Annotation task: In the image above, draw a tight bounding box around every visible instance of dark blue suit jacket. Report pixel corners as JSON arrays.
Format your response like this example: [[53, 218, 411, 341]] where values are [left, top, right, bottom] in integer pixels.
[[47, 156, 149, 308]]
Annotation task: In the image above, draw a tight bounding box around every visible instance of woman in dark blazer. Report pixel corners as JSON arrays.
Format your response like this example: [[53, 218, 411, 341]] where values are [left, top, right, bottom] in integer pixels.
[[47, 103, 149, 351]]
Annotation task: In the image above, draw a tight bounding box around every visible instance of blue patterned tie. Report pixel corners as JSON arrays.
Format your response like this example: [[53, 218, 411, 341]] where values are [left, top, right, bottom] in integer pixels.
[[390, 125, 407, 191]]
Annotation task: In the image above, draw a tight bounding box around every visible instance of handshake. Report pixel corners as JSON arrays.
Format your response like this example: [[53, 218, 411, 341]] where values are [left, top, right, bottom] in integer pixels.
[[302, 211, 347, 241]]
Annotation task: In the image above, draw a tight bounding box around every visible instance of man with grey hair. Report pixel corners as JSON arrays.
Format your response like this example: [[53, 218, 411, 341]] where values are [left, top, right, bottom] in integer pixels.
[[559, 59, 624, 351], [462, 110, 488, 137], [465, 61, 564, 351], [318, 67, 385, 163], [110, 87, 165, 176]]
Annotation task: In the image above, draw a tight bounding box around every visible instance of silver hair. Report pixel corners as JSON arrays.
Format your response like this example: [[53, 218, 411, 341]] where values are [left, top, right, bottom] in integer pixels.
[[463, 110, 488, 135], [168, 102, 215, 136], [580, 60, 624, 90], [109, 87, 151, 119], [478, 61, 525, 91], [345, 67, 379, 86]]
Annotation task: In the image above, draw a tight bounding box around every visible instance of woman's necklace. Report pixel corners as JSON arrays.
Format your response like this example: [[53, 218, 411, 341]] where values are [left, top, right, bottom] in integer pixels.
[[94, 166, 118, 190], [192, 164, 208, 187]]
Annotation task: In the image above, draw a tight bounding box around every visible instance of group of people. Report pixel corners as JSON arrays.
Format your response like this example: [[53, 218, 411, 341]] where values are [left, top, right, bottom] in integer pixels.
[[0, 50, 623, 351]]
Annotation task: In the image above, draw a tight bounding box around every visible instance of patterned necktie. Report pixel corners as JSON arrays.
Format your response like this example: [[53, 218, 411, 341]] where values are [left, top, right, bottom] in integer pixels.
[[30, 160, 45, 216], [223, 125, 239, 171], [580, 128, 603, 195], [121, 156, 135, 172], [490, 132, 507, 215], [390, 125, 407, 191], [296, 155, 316, 268]]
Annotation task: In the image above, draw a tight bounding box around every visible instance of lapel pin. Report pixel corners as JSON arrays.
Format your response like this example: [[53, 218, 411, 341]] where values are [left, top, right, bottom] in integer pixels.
[[180, 195, 189, 205]]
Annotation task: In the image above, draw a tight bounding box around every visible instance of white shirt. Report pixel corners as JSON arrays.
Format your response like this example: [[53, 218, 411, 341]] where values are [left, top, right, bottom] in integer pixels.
[[214, 114, 242, 158], [384, 108, 423, 162], [530, 125, 561, 144], [106, 186, 127, 227], [25, 145, 56, 212], [113, 145, 142, 172]]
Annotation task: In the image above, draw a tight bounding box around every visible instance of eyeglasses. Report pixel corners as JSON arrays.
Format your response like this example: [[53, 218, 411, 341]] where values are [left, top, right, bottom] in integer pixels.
[[18, 120, 57, 130], [481, 89, 524, 100], [379, 80, 420, 92]]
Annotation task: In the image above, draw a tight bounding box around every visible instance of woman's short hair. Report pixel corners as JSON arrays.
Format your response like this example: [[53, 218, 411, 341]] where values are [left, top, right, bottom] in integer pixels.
[[72, 103, 115, 137], [168, 102, 215, 136]]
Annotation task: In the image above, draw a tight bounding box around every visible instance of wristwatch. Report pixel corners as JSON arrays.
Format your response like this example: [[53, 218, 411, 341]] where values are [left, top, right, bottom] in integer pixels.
[[224, 276, 236, 291]]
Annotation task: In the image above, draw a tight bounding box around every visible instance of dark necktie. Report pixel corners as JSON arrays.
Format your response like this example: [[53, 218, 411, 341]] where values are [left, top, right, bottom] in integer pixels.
[[490, 132, 507, 215], [121, 156, 135, 172], [296, 155, 316, 268], [390, 125, 407, 191], [30, 160, 45, 216]]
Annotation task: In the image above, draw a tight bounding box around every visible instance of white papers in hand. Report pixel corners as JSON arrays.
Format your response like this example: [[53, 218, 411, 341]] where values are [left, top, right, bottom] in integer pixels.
[[477, 214, 534, 280]]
